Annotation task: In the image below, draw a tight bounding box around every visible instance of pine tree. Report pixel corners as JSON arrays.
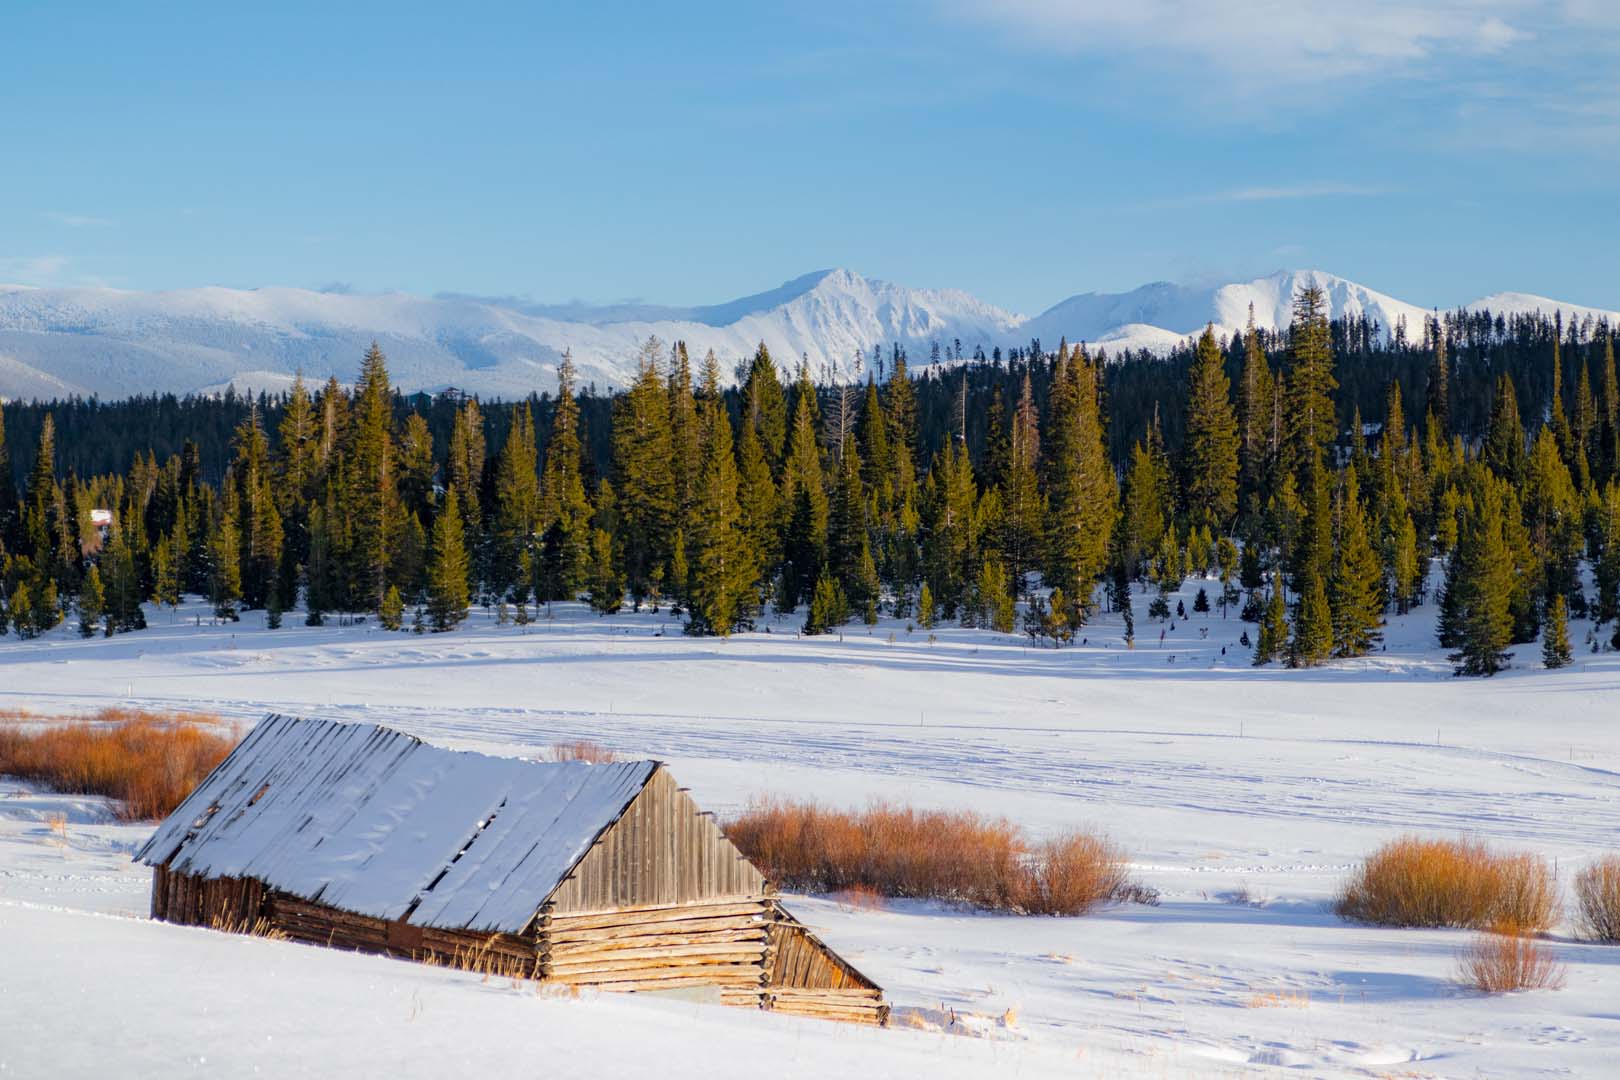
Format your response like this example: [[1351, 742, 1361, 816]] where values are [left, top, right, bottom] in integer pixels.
[[0, 401, 14, 553], [1329, 465, 1383, 657], [538, 351, 594, 601], [687, 369, 752, 636], [803, 569, 848, 636], [667, 342, 701, 545], [1001, 371, 1044, 594], [446, 397, 486, 591], [1483, 374, 1526, 482], [209, 492, 243, 622], [1446, 477, 1515, 676], [1289, 568, 1332, 667], [1182, 325, 1240, 531], [151, 532, 180, 615], [348, 343, 398, 611], [1542, 593, 1572, 669], [884, 350, 919, 505], [1592, 482, 1620, 625], [1254, 573, 1288, 665], [1236, 308, 1278, 521], [491, 402, 540, 599], [741, 343, 789, 473], [426, 488, 471, 632], [917, 581, 935, 629], [1043, 348, 1117, 619], [588, 527, 623, 615], [78, 564, 104, 638], [856, 537, 882, 626], [613, 339, 676, 607], [8, 580, 33, 639], [379, 584, 404, 631], [780, 363, 829, 610], [1427, 315, 1450, 434], [1285, 286, 1338, 477]]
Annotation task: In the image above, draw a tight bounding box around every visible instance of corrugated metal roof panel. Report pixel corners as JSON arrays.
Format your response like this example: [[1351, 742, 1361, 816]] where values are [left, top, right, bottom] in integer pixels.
[[135, 715, 656, 934]]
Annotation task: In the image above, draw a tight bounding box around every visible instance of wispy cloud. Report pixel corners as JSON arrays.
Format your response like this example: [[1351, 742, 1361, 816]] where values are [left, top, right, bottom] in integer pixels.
[[1137, 184, 1391, 210], [44, 211, 112, 229], [940, 1, 1539, 84], [0, 255, 71, 284]]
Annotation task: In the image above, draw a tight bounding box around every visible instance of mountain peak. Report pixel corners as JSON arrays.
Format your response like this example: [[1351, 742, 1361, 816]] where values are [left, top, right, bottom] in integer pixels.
[[0, 270, 1612, 401]]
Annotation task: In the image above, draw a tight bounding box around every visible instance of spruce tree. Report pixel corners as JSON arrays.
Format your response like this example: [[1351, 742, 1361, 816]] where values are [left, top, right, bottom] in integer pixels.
[[612, 339, 676, 607], [446, 398, 486, 591], [379, 584, 404, 631], [209, 492, 242, 622], [803, 568, 848, 636], [538, 351, 593, 601], [1043, 348, 1117, 619], [1446, 478, 1515, 676], [780, 363, 829, 609], [588, 527, 623, 615], [1542, 593, 1572, 669], [78, 564, 104, 638], [917, 581, 935, 629], [1483, 374, 1526, 482], [1427, 315, 1450, 434], [1236, 308, 1277, 523], [349, 343, 398, 612], [1001, 371, 1044, 593], [1285, 286, 1338, 477], [1329, 465, 1383, 657], [491, 402, 540, 599], [1254, 573, 1288, 665], [151, 532, 180, 615], [741, 343, 789, 473], [687, 370, 752, 637], [1182, 325, 1240, 532], [1289, 568, 1332, 667], [426, 487, 471, 632]]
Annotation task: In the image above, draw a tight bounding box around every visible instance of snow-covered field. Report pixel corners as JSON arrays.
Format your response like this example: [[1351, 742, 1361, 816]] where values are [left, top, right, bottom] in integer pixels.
[[3, 576, 1619, 1078]]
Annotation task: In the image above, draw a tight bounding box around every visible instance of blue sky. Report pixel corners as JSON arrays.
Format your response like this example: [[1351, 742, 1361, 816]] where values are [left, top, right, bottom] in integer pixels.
[[3, 1, 1616, 313]]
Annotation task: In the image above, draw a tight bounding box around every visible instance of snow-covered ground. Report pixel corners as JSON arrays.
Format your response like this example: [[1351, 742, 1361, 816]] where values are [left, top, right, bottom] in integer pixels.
[[3, 576, 1619, 1077]]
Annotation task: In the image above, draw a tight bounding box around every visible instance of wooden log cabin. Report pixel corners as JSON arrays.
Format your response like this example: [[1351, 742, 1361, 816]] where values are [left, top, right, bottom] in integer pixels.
[[136, 715, 886, 1025]]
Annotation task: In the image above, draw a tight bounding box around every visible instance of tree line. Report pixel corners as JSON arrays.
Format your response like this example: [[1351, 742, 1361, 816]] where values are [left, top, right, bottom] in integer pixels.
[[1, 288, 1617, 675]]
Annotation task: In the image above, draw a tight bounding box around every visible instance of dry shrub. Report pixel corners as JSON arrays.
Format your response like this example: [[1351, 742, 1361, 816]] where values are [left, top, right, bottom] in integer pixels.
[[1574, 855, 1620, 943], [1012, 832, 1130, 916], [723, 798, 1130, 915], [545, 739, 619, 764], [0, 708, 234, 821], [1335, 837, 1558, 932], [1456, 925, 1566, 993]]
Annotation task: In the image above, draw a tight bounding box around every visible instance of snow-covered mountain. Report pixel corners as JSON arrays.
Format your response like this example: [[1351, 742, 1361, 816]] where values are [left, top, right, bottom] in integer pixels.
[[0, 269, 1612, 401]]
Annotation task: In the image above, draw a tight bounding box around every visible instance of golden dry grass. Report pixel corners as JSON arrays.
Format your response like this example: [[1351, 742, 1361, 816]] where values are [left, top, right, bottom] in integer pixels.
[[1574, 855, 1620, 943], [545, 739, 619, 764], [0, 708, 235, 821], [1335, 837, 1559, 932], [1456, 925, 1566, 993], [723, 798, 1129, 915]]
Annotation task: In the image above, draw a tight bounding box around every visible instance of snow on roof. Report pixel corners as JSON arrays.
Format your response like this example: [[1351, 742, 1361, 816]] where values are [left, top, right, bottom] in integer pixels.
[[135, 715, 657, 934]]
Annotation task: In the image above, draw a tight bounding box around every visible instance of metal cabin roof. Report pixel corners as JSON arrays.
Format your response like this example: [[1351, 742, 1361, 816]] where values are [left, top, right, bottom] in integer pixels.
[[135, 715, 657, 934]]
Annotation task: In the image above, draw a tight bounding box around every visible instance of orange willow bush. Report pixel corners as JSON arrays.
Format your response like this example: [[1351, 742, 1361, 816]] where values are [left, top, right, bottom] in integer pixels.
[[723, 798, 1130, 915], [1456, 926, 1566, 993], [0, 709, 236, 821], [1574, 856, 1620, 943], [1336, 837, 1559, 932]]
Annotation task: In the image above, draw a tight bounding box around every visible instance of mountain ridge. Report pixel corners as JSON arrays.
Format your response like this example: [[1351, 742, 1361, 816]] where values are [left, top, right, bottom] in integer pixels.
[[0, 269, 1612, 401]]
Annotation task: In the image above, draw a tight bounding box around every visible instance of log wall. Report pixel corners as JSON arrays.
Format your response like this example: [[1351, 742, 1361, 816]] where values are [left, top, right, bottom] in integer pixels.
[[545, 768, 765, 916], [764, 907, 889, 1025], [537, 899, 772, 1008]]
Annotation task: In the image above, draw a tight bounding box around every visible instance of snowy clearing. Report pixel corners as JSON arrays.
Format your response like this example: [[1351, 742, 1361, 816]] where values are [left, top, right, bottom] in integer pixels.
[[3, 577, 1618, 1077]]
